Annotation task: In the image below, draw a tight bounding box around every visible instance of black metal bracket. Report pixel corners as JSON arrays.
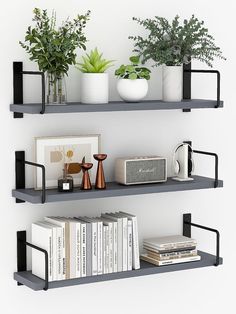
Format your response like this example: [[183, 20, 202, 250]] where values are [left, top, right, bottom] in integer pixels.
[[193, 150, 219, 188], [17, 231, 49, 290], [15, 151, 46, 203], [13, 62, 45, 118], [183, 63, 221, 112], [183, 214, 220, 266]]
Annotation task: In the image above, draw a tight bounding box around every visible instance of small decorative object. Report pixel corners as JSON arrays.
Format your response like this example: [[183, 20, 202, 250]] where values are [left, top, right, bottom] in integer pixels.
[[20, 8, 90, 105], [94, 154, 107, 189], [35, 135, 100, 189], [58, 164, 74, 192], [130, 15, 226, 102], [80, 163, 93, 190], [115, 56, 150, 102], [76, 48, 114, 104]]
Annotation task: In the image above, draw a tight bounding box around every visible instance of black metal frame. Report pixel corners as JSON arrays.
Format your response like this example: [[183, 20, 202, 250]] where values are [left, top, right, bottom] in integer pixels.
[[183, 141, 219, 188], [17, 231, 49, 290], [15, 151, 46, 203], [13, 62, 45, 118], [183, 63, 221, 112], [183, 214, 220, 266]]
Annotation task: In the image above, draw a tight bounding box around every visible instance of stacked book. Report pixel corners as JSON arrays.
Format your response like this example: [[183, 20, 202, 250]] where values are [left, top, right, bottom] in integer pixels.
[[31, 212, 140, 282], [140, 235, 201, 266]]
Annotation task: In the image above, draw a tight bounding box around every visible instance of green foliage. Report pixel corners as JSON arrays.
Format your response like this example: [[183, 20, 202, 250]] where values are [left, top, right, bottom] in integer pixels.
[[20, 8, 90, 76], [115, 55, 151, 80], [129, 15, 226, 67], [76, 48, 114, 73]]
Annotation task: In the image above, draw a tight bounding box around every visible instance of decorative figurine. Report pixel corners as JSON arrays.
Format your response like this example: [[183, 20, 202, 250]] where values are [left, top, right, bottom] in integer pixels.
[[80, 162, 93, 190], [93, 154, 107, 189], [58, 164, 74, 192]]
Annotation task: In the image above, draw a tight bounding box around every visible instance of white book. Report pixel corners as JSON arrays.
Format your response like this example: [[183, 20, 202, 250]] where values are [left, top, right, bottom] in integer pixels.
[[101, 213, 122, 272], [92, 218, 103, 275], [143, 235, 197, 250], [79, 221, 87, 277], [140, 253, 201, 266], [100, 219, 113, 273], [127, 219, 132, 271], [40, 221, 59, 281], [119, 212, 140, 270], [44, 217, 66, 280], [81, 217, 98, 276], [103, 225, 109, 274], [114, 213, 128, 271], [32, 222, 53, 282]]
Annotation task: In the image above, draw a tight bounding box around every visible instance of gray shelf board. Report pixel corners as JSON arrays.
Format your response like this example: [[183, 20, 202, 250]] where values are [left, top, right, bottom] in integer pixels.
[[13, 251, 223, 291], [12, 175, 223, 204], [10, 99, 223, 114]]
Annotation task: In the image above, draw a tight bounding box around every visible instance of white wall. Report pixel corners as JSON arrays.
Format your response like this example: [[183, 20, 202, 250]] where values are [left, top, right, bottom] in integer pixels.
[[1, 0, 235, 313]]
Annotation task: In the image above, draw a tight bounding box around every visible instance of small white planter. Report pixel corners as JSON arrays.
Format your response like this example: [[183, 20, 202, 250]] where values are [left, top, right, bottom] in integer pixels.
[[81, 73, 109, 104], [117, 78, 148, 102], [162, 65, 183, 102]]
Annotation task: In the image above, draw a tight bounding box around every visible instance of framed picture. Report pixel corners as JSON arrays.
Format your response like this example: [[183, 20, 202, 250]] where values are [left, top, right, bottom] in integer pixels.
[[35, 135, 100, 189]]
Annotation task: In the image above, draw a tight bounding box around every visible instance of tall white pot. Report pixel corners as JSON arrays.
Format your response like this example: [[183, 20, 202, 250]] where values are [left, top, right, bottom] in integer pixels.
[[81, 73, 109, 104], [162, 65, 183, 102]]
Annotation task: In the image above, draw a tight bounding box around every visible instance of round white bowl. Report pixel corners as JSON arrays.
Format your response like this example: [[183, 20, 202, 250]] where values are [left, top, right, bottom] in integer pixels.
[[117, 78, 148, 102]]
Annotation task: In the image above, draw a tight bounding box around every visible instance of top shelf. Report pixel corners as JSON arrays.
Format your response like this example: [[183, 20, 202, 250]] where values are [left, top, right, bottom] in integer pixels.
[[10, 99, 223, 115]]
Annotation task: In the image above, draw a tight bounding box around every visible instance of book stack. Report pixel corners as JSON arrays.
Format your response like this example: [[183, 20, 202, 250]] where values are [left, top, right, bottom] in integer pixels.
[[31, 211, 140, 281], [140, 235, 201, 266]]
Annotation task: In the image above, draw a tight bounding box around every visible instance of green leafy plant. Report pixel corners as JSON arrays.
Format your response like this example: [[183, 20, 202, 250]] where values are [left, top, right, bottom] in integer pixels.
[[129, 15, 226, 67], [20, 8, 91, 76], [76, 48, 114, 73], [115, 55, 151, 80]]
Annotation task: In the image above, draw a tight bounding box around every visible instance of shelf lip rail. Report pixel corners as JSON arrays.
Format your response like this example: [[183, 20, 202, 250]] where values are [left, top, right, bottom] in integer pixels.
[[193, 150, 219, 188], [17, 231, 49, 290], [15, 151, 46, 203], [184, 68, 221, 108], [183, 213, 220, 266]]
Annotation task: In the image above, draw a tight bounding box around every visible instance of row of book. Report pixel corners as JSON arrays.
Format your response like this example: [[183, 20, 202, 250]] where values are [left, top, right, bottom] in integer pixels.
[[32, 212, 140, 282], [140, 235, 201, 266]]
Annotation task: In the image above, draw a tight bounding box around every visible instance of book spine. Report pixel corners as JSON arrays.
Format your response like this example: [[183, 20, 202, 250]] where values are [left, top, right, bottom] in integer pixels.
[[117, 219, 122, 272], [97, 221, 103, 275], [69, 223, 76, 279], [131, 216, 140, 269], [52, 227, 57, 281], [92, 223, 98, 276], [105, 226, 109, 274], [113, 222, 118, 273], [65, 222, 70, 279], [108, 223, 113, 273], [127, 220, 132, 271], [57, 227, 63, 280], [49, 234, 53, 281], [75, 222, 81, 278], [122, 218, 128, 271], [61, 224, 66, 280], [103, 226, 108, 274], [81, 224, 87, 277]]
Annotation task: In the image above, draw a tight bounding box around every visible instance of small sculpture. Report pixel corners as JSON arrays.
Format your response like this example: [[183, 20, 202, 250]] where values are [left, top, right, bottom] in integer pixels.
[[80, 162, 93, 190], [94, 154, 107, 189]]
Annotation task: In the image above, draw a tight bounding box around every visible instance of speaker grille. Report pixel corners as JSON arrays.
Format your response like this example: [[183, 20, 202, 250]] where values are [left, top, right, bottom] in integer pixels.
[[126, 159, 166, 184]]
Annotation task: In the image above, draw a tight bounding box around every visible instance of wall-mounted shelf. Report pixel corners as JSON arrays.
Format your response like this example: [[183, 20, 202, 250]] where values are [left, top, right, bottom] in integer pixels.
[[12, 175, 223, 204], [14, 214, 222, 291], [13, 250, 222, 291], [10, 99, 223, 115]]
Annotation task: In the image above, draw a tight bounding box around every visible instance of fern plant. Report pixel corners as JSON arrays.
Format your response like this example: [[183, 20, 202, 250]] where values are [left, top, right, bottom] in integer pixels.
[[115, 55, 151, 80], [77, 48, 114, 73], [129, 15, 226, 67]]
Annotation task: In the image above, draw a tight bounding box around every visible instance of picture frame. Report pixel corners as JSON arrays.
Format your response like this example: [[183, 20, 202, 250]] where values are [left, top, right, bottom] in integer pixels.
[[35, 135, 100, 190]]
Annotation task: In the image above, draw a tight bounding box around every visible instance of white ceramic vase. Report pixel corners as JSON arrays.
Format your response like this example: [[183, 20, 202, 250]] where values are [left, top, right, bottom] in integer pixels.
[[117, 78, 148, 102], [81, 73, 109, 104], [162, 65, 183, 102]]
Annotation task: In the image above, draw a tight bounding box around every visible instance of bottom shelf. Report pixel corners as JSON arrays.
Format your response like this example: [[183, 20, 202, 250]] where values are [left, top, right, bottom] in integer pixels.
[[14, 251, 223, 291]]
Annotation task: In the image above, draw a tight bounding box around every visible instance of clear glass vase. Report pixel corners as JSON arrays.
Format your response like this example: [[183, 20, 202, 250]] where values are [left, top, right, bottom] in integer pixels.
[[46, 73, 67, 105]]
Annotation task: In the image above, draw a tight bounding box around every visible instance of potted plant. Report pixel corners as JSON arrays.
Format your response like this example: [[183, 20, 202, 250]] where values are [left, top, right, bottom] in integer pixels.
[[115, 56, 151, 102], [130, 15, 225, 102], [76, 48, 114, 104], [20, 8, 90, 105]]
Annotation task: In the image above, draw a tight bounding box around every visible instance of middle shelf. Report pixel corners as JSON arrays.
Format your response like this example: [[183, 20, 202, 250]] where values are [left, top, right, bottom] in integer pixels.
[[12, 175, 223, 204]]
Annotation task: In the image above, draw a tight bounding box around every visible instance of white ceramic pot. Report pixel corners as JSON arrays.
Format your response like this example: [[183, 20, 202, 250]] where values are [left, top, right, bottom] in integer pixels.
[[81, 73, 109, 104], [162, 65, 183, 102], [117, 78, 148, 102]]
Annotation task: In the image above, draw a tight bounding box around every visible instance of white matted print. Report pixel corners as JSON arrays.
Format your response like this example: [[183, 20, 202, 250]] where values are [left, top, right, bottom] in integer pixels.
[[35, 135, 100, 189]]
